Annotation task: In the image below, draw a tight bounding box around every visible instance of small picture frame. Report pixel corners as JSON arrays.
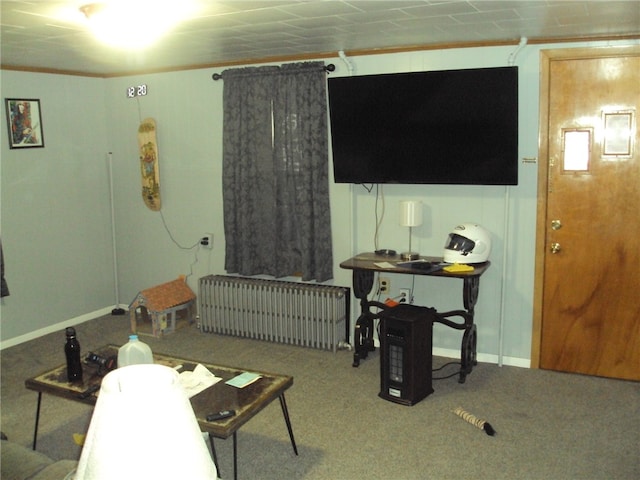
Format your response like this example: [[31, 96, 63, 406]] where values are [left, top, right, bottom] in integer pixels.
[[5, 98, 45, 149]]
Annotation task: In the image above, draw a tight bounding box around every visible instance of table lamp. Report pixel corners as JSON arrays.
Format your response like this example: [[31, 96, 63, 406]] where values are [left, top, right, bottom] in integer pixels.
[[74, 364, 218, 480], [399, 200, 423, 260]]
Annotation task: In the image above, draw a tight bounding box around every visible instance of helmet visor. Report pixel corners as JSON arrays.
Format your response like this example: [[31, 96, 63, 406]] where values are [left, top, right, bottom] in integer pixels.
[[444, 233, 476, 255]]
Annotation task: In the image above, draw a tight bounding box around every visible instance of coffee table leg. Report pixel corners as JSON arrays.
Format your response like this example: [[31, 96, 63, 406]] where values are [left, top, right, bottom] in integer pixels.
[[208, 432, 234, 480], [279, 393, 298, 455], [32, 392, 42, 450], [232, 431, 237, 480], [208, 433, 220, 477]]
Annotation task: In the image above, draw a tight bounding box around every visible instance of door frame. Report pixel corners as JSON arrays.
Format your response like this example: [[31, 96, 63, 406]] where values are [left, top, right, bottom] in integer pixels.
[[530, 44, 640, 368]]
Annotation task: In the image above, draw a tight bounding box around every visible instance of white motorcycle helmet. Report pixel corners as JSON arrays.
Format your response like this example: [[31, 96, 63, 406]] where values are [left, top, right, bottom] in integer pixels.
[[443, 223, 491, 264]]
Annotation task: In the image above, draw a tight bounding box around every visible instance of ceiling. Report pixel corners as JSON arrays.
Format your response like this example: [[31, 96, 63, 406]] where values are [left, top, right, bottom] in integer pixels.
[[1, 1, 639, 77]]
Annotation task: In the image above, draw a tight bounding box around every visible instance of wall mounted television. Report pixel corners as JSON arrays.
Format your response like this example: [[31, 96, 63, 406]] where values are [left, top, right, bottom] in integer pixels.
[[328, 66, 518, 185]]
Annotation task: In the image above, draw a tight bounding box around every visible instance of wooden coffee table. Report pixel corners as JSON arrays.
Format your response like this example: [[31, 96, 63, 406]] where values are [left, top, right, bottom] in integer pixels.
[[25, 345, 297, 480]]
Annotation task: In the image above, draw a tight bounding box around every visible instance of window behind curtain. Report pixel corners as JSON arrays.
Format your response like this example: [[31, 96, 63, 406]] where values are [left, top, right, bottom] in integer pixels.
[[221, 61, 333, 282]]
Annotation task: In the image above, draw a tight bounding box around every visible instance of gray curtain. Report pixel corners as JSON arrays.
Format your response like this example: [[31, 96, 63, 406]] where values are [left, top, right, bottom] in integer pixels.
[[221, 61, 333, 282]]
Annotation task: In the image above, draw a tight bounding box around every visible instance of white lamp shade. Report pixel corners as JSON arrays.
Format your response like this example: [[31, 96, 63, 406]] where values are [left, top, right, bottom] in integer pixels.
[[399, 200, 423, 227], [75, 364, 217, 480]]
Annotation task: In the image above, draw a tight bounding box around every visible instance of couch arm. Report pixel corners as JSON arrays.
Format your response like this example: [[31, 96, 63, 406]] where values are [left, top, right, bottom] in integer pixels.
[[0, 440, 77, 480]]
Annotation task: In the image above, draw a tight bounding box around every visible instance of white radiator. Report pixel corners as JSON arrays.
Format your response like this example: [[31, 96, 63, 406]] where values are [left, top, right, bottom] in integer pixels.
[[199, 275, 350, 352]]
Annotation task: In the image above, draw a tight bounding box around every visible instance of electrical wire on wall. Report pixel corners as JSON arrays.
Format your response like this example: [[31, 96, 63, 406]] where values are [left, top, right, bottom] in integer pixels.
[[136, 96, 144, 124], [373, 184, 385, 251], [155, 176, 204, 284], [158, 210, 200, 249], [496, 36, 527, 366], [508, 37, 528, 66], [338, 50, 355, 76]]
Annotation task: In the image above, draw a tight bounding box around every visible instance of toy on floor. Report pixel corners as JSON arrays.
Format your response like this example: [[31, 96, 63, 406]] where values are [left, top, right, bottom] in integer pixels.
[[453, 406, 495, 436]]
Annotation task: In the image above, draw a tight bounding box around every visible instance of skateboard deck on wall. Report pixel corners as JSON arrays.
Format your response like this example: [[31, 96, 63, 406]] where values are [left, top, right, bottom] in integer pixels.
[[138, 117, 161, 211]]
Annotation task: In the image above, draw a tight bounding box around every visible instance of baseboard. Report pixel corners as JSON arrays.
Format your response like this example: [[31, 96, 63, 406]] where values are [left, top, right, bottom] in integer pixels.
[[432, 346, 531, 368], [0, 306, 117, 350], [367, 339, 530, 368]]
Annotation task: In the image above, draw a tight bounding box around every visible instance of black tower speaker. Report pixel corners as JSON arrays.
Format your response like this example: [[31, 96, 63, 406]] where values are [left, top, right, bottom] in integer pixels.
[[379, 304, 434, 406]]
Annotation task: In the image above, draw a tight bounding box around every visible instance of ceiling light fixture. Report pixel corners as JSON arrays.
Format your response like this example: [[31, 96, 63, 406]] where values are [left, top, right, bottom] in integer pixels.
[[79, 1, 192, 49]]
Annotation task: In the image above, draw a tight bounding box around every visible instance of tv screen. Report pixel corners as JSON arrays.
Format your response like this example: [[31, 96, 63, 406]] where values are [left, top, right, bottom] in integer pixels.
[[328, 66, 518, 185]]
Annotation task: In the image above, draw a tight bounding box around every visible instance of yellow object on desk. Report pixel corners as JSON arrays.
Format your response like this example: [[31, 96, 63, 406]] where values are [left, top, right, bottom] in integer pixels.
[[443, 263, 475, 273]]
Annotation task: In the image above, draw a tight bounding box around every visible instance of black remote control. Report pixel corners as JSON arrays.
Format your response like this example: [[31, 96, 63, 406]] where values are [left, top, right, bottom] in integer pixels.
[[77, 384, 100, 399], [206, 410, 236, 421]]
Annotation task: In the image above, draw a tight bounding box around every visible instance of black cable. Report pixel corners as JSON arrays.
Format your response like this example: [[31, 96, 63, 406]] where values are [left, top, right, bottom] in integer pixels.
[[159, 209, 200, 250], [432, 361, 462, 380]]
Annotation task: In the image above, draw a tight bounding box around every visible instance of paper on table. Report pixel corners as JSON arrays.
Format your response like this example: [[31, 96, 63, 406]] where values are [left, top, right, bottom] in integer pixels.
[[225, 371, 261, 388], [179, 364, 221, 398], [374, 261, 396, 269]]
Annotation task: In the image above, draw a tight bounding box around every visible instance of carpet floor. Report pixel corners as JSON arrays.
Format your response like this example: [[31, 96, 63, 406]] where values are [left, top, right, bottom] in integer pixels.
[[1, 313, 639, 479]]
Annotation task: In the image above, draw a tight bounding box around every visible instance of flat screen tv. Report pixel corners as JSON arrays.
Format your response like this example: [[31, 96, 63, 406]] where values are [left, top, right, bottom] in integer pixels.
[[328, 66, 518, 185]]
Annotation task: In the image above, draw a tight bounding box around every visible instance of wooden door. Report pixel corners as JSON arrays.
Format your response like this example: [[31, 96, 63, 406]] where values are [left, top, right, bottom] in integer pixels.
[[536, 49, 640, 381]]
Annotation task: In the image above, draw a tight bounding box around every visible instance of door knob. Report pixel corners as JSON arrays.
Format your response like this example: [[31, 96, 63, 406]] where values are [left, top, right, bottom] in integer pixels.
[[550, 242, 561, 254], [551, 219, 562, 230]]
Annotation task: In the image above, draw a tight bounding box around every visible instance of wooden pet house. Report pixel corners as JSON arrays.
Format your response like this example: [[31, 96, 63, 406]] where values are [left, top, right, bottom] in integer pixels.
[[129, 275, 196, 337]]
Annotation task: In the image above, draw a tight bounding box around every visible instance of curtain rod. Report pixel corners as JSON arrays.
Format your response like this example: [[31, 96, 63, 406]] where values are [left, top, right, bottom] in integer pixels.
[[212, 63, 335, 81]]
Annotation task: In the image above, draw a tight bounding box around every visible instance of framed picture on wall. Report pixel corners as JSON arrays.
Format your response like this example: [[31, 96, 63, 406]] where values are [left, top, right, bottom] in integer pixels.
[[5, 98, 45, 149]]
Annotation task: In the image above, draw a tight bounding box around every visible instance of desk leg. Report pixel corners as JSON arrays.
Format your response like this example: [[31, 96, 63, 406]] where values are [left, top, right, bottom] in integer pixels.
[[459, 277, 480, 383], [207, 432, 237, 480], [279, 393, 298, 456], [208, 433, 220, 477], [32, 392, 42, 450], [433, 309, 476, 384], [232, 432, 238, 480], [352, 312, 376, 367], [463, 276, 480, 315], [460, 324, 478, 383], [351, 270, 378, 367], [208, 394, 296, 480]]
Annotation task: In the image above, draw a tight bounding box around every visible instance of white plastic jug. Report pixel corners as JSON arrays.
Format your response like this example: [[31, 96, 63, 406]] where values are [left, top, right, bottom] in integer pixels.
[[117, 334, 153, 367]]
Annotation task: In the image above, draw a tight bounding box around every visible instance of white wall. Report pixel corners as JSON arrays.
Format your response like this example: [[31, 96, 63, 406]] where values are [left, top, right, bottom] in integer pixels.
[[102, 71, 226, 301], [1, 72, 114, 346], [2, 39, 636, 362]]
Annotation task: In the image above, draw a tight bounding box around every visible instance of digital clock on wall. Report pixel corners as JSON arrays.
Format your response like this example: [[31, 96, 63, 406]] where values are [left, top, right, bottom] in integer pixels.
[[126, 84, 148, 98]]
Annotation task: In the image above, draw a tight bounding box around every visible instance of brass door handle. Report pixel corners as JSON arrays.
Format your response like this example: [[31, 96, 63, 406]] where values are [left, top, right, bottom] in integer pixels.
[[551, 219, 562, 230], [550, 242, 561, 254]]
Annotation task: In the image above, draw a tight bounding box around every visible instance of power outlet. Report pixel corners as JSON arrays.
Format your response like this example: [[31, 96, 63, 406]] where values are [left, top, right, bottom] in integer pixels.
[[399, 288, 412, 304], [379, 277, 390, 294], [200, 233, 213, 249]]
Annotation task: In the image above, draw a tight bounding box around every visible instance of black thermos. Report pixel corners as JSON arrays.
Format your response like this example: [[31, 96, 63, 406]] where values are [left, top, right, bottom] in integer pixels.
[[65, 327, 83, 382]]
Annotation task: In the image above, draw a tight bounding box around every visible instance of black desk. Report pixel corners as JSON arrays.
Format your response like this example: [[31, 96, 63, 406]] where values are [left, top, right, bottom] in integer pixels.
[[340, 252, 490, 383]]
